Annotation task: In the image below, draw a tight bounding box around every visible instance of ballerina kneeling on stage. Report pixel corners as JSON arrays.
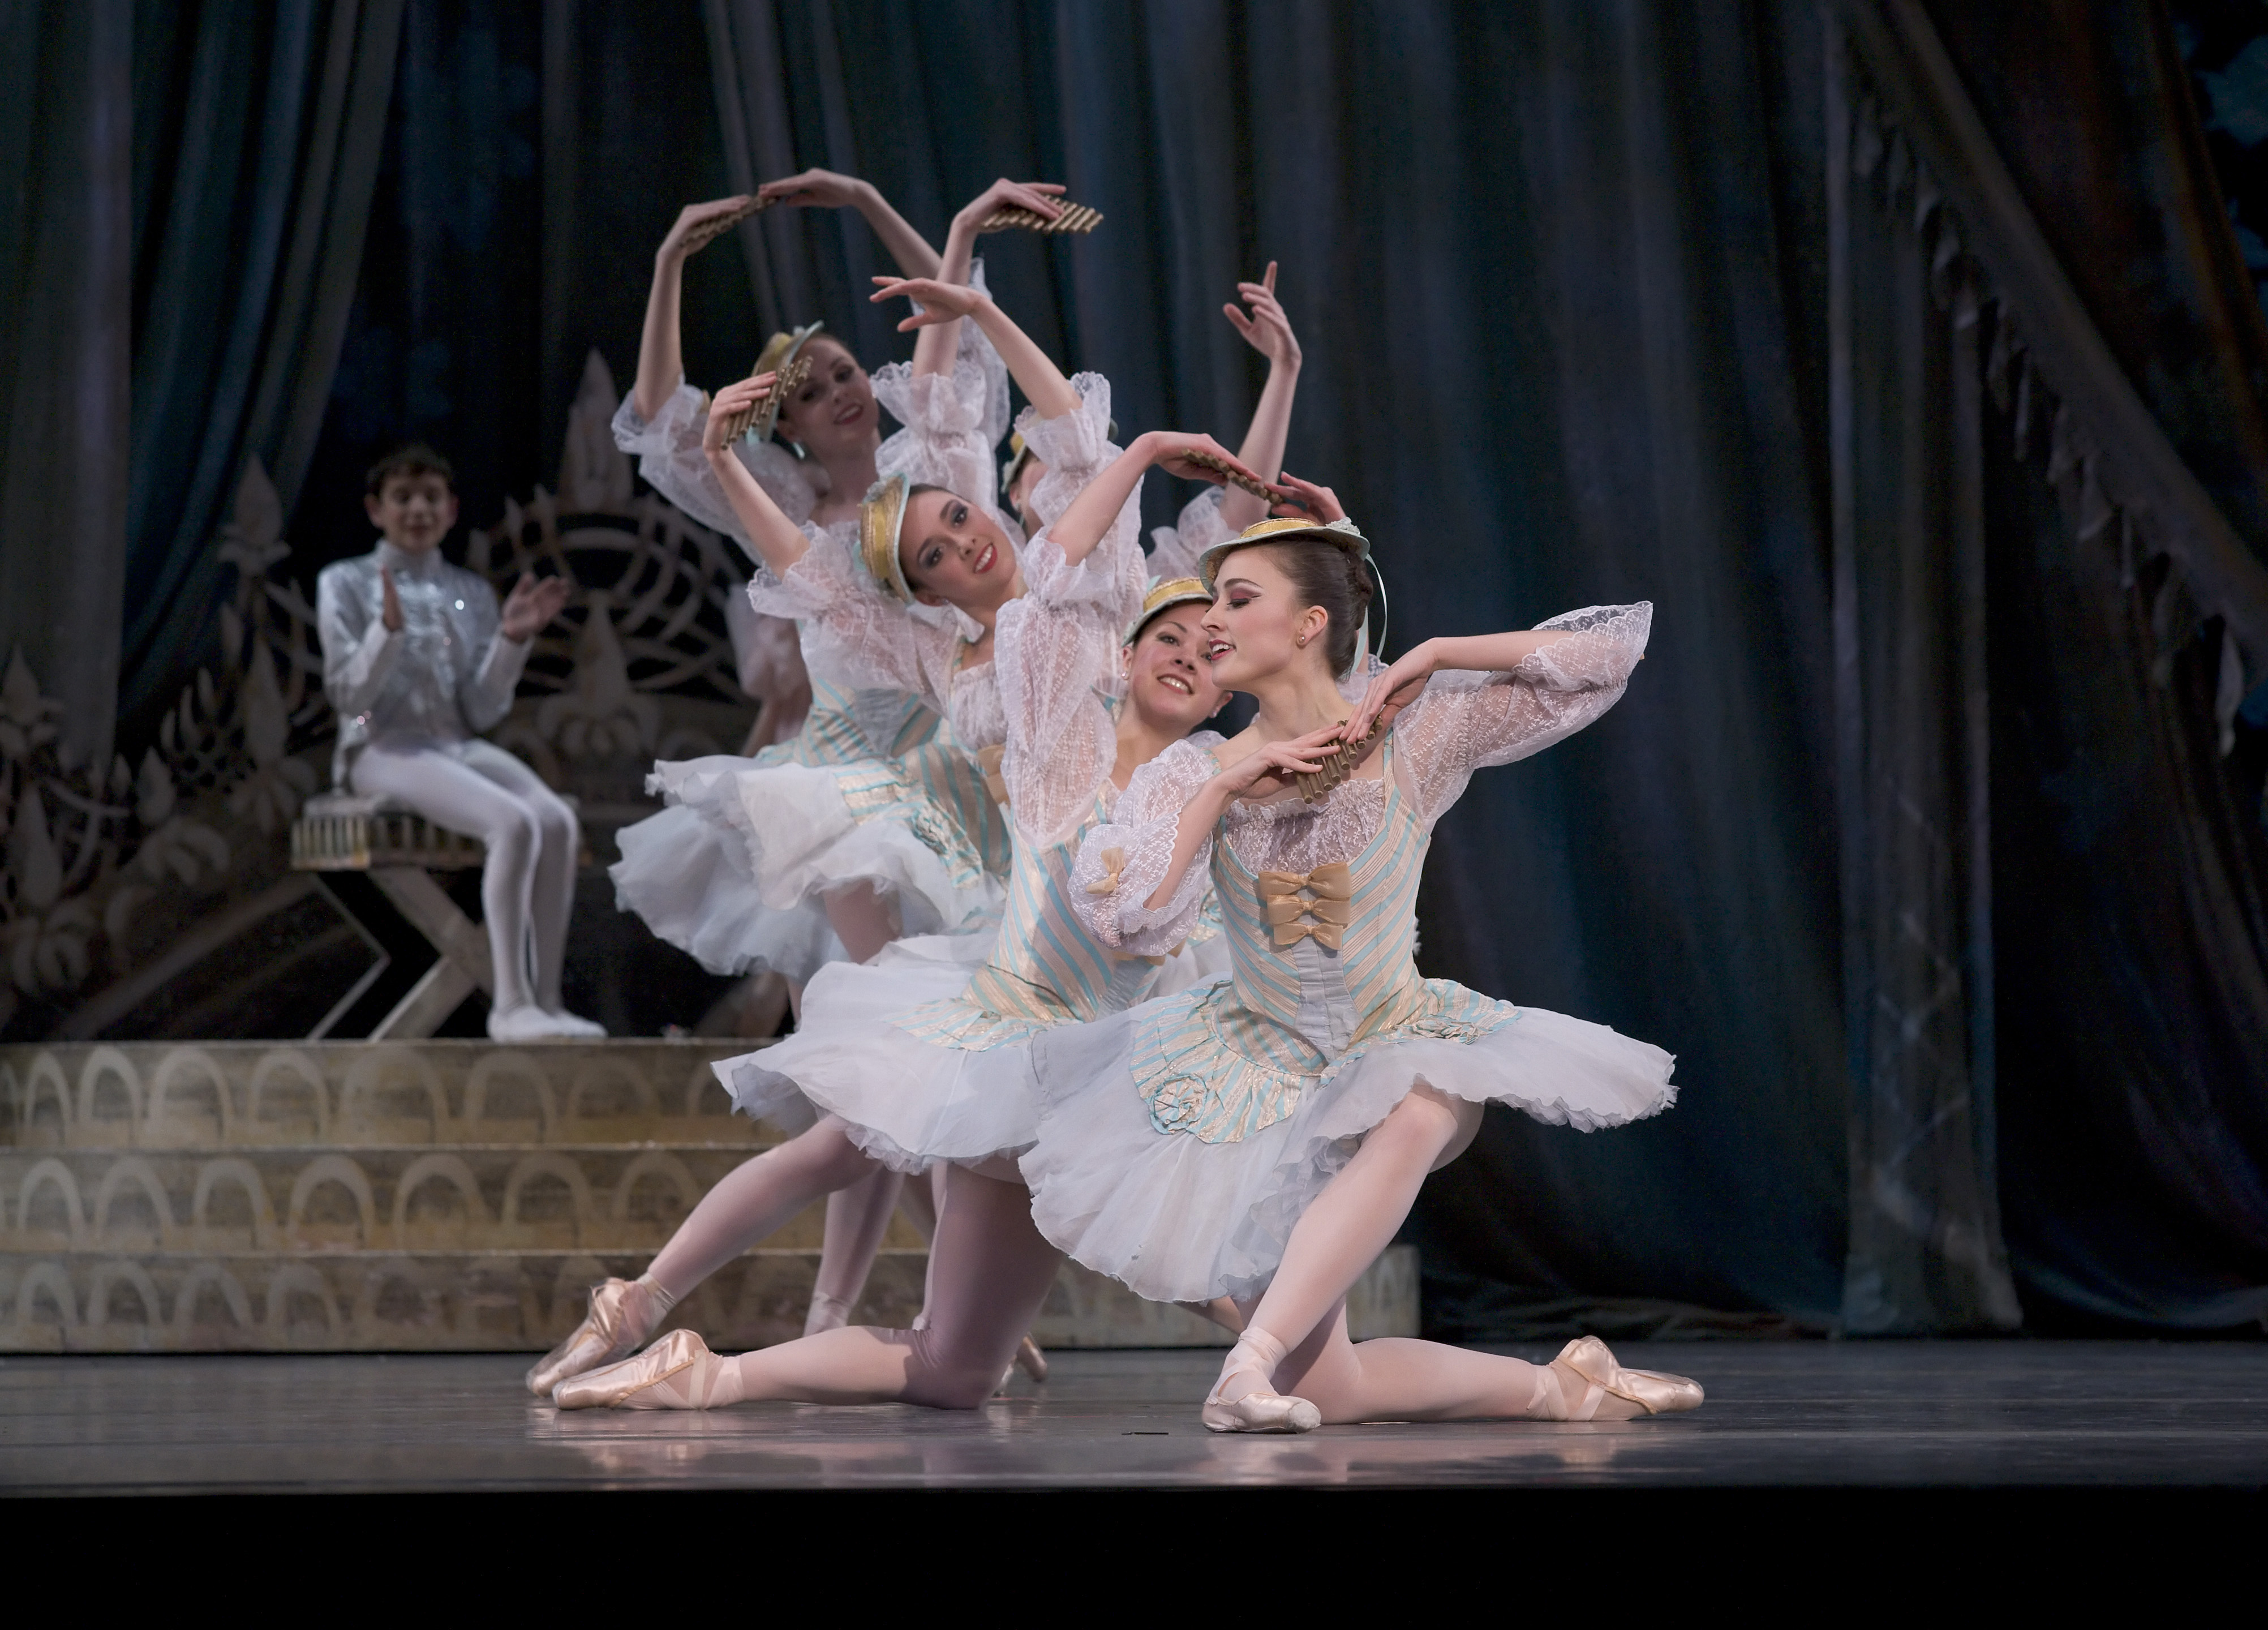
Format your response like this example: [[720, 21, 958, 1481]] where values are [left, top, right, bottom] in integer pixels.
[[1023, 482, 1701, 1430]]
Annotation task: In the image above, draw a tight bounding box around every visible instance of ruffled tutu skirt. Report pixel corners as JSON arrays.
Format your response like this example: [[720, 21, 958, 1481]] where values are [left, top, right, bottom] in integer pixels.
[[611, 755, 1003, 985], [1019, 984, 1675, 1304], [718, 933, 1232, 1168], [609, 797, 844, 984]]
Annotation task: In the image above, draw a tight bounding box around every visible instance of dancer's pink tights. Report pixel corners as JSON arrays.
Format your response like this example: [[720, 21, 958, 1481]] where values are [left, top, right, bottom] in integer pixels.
[[723, 1165, 1062, 1409], [794, 883, 919, 1333], [1222, 1083, 1639, 1422], [1257, 1299, 1634, 1422], [643, 1116, 878, 1303]]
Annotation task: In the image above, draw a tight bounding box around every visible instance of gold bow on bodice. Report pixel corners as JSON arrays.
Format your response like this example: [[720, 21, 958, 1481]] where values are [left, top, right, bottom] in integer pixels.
[[1085, 847, 1127, 896], [974, 743, 1011, 808], [1258, 863, 1353, 950]]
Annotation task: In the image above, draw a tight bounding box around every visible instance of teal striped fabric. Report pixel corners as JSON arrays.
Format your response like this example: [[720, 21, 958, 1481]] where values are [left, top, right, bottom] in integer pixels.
[[895, 788, 1200, 1050], [1132, 736, 1514, 1143]]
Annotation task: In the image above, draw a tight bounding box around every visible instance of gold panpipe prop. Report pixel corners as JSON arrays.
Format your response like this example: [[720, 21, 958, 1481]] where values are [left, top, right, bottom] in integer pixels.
[[681, 195, 778, 255], [1294, 717, 1385, 805], [978, 200, 1103, 235], [716, 354, 811, 444], [1176, 447, 1274, 501]]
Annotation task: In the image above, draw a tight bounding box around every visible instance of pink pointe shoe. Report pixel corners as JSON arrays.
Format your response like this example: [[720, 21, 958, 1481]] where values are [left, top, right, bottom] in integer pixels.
[[1200, 1331, 1321, 1434], [525, 1277, 664, 1396], [1551, 1336, 1705, 1417], [552, 1328, 739, 1410], [1014, 1335, 1049, 1383]]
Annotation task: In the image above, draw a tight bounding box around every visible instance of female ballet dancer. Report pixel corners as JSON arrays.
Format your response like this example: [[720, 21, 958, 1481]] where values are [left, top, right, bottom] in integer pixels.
[[605, 178, 1060, 1345], [1003, 260, 1304, 580], [612, 178, 1060, 989], [1020, 487, 1701, 1431], [535, 425, 1260, 1408]]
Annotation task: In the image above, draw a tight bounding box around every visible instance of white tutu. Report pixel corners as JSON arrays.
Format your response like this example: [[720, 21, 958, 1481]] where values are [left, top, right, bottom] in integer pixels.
[[1020, 998, 1675, 1304], [725, 758, 1002, 937], [609, 801, 844, 983], [719, 933, 1231, 1169]]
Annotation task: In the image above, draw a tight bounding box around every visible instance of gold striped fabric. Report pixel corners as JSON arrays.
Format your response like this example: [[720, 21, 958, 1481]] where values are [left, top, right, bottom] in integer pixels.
[[1130, 736, 1514, 1144]]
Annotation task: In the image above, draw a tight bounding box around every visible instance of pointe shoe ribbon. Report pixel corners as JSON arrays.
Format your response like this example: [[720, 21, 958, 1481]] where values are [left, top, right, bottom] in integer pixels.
[[526, 1277, 658, 1397], [1556, 1335, 1705, 1416], [1200, 1331, 1322, 1434], [553, 1328, 734, 1411]]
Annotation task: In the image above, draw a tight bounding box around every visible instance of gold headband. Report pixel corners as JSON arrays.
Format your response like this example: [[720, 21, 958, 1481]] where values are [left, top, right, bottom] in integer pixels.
[[749, 322, 823, 441], [859, 474, 914, 602], [1196, 516, 1375, 679], [1126, 575, 1212, 645]]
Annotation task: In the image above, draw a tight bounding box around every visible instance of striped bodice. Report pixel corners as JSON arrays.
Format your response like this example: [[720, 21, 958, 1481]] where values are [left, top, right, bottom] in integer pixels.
[[1210, 737, 1431, 1061], [897, 790, 1161, 1049], [759, 674, 938, 769]]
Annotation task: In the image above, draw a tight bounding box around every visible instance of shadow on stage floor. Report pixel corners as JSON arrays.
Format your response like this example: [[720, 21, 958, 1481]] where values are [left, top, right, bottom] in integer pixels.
[[3, 1340, 2265, 1496]]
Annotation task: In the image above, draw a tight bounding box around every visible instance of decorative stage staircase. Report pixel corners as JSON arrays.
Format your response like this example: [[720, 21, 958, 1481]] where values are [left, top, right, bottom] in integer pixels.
[[0, 1040, 1416, 1354]]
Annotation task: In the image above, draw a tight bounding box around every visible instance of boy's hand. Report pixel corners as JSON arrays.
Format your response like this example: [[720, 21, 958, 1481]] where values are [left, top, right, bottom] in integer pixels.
[[500, 573, 572, 643], [380, 567, 403, 633]]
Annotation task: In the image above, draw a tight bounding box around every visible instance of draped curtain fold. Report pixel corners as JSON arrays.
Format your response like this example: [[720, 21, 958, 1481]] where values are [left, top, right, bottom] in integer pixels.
[[0, 0, 131, 773], [117, 0, 403, 735]]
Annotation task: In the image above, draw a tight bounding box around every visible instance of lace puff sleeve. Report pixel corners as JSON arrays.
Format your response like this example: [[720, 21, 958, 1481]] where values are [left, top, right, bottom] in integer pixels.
[[1393, 602, 1653, 827], [1146, 485, 1233, 582], [1013, 375, 1144, 619], [611, 381, 820, 545], [870, 349, 1017, 541], [745, 526, 955, 707], [1071, 736, 1221, 954], [993, 575, 1129, 847]]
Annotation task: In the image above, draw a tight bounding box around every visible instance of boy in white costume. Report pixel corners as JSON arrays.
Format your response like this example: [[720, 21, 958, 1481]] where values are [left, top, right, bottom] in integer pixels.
[[316, 445, 600, 1041]]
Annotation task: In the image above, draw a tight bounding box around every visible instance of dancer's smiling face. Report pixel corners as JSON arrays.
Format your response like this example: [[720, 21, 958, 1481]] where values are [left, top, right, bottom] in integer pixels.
[[772, 337, 877, 461], [901, 487, 1017, 614], [1201, 545, 1333, 689], [1124, 606, 1221, 733]]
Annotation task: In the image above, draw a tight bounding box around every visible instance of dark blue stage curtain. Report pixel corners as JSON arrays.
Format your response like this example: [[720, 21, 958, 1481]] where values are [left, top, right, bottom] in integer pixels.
[[35, 0, 2259, 1331], [701, 0, 2268, 1335], [0, 1, 130, 774], [115, 0, 403, 740]]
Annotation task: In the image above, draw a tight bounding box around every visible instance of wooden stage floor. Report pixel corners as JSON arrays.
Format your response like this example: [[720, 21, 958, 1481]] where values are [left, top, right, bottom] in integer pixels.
[[3, 1340, 2265, 1495]]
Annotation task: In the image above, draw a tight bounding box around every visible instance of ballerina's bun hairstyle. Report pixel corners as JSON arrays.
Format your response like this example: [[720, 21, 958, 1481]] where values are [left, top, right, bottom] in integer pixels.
[[366, 443, 455, 497], [1199, 516, 1373, 678]]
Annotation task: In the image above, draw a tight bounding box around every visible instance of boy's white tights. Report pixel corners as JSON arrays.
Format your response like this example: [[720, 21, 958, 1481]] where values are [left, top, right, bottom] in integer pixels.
[[351, 740, 578, 1014]]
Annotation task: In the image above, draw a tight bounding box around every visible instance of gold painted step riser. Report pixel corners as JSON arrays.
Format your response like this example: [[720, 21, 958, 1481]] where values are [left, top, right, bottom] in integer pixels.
[[2, 1041, 765, 1151], [0, 1251, 928, 1355], [0, 1247, 1419, 1354], [0, 1146, 916, 1255]]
